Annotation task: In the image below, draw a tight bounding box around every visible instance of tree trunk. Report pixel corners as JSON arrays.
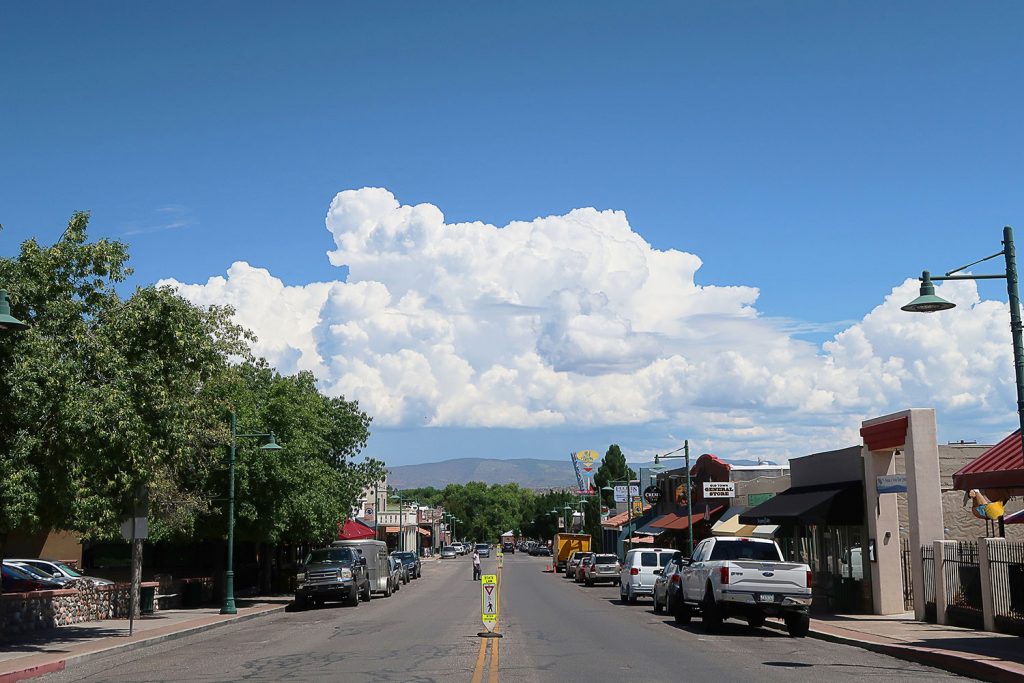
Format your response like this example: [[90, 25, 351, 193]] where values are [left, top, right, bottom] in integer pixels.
[[131, 537, 143, 618]]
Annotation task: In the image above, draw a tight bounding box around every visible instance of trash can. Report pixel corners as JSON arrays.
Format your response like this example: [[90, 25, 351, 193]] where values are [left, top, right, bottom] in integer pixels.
[[182, 580, 203, 607], [140, 585, 156, 615]]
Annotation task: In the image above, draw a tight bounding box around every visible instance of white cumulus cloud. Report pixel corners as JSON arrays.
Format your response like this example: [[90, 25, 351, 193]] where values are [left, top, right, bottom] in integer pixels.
[[159, 188, 1018, 460]]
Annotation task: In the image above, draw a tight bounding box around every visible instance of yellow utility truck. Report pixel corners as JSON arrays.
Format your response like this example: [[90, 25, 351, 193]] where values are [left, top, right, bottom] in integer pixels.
[[553, 533, 591, 573]]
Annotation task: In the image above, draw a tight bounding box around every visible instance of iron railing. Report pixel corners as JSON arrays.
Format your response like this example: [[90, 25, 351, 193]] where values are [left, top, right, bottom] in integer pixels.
[[988, 541, 1024, 636], [921, 545, 936, 623], [942, 541, 983, 630], [901, 537, 913, 612]]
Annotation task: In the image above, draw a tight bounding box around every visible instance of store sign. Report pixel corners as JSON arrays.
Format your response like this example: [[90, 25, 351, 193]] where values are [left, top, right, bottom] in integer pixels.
[[702, 481, 736, 498], [747, 493, 773, 507], [613, 485, 639, 503], [643, 485, 661, 505], [577, 449, 600, 473], [631, 499, 644, 515], [876, 474, 908, 494]]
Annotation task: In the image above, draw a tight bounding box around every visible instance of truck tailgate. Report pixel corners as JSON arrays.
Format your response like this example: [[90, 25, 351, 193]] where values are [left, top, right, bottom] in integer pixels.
[[727, 561, 809, 594]]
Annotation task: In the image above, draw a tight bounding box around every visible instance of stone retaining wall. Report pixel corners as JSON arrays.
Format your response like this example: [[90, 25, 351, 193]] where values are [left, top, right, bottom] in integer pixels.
[[0, 580, 158, 636]]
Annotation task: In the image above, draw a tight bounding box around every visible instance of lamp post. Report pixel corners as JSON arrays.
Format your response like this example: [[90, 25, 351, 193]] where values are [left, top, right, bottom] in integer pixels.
[[902, 226, 1024, 441], [0, 290, 29, 333], [222, 411, 282, 615], [650, 441, 693, 555]]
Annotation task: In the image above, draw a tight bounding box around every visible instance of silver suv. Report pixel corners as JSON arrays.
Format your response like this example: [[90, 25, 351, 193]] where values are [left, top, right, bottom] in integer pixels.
[[618, 548, 675, 604]]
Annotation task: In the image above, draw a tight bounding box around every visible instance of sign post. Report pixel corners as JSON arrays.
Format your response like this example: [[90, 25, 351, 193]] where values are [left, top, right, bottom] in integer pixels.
[[480, 574, 501, 637]]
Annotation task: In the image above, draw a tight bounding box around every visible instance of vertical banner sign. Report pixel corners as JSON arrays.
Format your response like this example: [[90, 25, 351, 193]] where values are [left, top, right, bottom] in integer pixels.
[[481, 574, 498, 632], [576, 449, 600, 473]]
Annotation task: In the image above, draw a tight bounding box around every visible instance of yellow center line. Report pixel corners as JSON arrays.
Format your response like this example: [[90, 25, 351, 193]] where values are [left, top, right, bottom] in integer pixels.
[[470, 638, 488, 683], [488, 636, 500, 683]]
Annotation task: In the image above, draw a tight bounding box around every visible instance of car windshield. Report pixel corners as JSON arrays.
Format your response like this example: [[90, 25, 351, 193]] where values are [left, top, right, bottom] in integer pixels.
[[595, 555, 617, 564], [398, 552, 416, 561], [13, 564, 50, 579], [305, 548, 356, 564], [52, 562, 82, 577], [709, 541, 782, 562]]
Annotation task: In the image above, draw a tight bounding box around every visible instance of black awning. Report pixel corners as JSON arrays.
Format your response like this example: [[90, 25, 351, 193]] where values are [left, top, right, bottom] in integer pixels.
[[738, 481, 863, 526]]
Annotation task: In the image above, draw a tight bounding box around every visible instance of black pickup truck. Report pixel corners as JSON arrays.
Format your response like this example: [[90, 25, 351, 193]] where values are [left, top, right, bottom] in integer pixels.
[[295, 546, 370, 608]]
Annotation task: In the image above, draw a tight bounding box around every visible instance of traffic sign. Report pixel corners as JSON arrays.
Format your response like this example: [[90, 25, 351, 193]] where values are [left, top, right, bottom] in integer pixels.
[[481, 574, 498, 632]]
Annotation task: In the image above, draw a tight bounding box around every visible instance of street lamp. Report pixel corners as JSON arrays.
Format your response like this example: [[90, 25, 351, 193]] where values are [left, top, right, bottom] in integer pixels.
[[650, 441, 693, 554], [222, 411, 282, 615], [902, 226, 1024, 441], [0, 290, 28, 332]]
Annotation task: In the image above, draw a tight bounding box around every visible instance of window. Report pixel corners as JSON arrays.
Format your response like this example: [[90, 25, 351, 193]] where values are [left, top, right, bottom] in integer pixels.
[[640, 552, 658, 567], [659, 553, 673, 567], [708, 541, 782, 562]]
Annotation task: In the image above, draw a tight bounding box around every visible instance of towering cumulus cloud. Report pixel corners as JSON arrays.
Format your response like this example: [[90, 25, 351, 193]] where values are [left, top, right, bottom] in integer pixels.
[[162, 188, 1015, 457]]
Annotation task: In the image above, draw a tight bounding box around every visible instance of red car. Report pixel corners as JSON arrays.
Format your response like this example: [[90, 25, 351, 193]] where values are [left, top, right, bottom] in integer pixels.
[[2, 563, 51, 592]]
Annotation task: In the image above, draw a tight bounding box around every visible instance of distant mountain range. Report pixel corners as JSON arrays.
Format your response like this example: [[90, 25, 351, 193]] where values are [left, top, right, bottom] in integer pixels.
[[386, 457, 579, 490], [386, 456, 784, 490]]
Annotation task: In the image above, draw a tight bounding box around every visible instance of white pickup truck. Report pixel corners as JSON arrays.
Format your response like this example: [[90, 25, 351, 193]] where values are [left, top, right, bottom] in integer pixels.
[[677, 536, 812, 637]]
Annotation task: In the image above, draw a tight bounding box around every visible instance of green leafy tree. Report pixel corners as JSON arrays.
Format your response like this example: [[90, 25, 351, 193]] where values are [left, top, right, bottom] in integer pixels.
[[594, 444, 636, 509]]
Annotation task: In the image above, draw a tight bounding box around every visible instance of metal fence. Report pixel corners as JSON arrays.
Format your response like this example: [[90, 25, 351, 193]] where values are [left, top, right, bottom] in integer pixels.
[[942, 541, 983, 630], [901, 537, 913, 611], [989, 541, 1024, 636], [921, 545, 936, 623]]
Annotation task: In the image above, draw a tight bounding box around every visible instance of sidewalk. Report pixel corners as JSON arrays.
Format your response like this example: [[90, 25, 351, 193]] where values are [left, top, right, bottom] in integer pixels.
[[0, 598, 289, 683], [771, 612, 1024, 682]]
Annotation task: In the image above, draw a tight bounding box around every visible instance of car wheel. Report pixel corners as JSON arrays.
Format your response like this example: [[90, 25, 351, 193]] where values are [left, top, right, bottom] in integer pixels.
[[619, 584, 627, 602], [674, 602, 692, 624], [294, 595, 311, 610], [701, 586, 722, 633], [785, 613, 810, 638], [346, 587, 359, 607], [586, 577, 594, 587], [384, 580, 393, 598], [653, 592, 663, 613], [627, 584, 638, 605]]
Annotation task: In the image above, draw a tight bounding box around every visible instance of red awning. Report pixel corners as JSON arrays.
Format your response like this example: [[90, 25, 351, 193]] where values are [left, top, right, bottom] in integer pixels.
[[650, 506, 723, 530], [337, 519, 376, 540], [953, 430, 1024, 492]]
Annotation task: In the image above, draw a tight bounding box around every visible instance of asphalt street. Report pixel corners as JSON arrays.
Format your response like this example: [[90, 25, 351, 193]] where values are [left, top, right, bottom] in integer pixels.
[[41, 552, 968, 683]]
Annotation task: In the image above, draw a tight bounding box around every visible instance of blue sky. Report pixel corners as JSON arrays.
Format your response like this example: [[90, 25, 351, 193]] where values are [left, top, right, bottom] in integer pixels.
[[3, 2, 1024, 467]]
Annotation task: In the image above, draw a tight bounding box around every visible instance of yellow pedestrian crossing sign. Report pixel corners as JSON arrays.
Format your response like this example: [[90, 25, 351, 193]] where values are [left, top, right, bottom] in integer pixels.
[[481, 574, 498, 632]]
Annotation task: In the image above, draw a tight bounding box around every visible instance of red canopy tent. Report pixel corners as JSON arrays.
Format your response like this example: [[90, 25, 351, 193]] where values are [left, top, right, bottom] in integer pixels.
[[337, 518, 376, 540]]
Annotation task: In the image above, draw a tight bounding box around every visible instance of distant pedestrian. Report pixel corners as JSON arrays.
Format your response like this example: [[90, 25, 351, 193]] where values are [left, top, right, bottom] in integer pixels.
[[472, 550, 481, 580]]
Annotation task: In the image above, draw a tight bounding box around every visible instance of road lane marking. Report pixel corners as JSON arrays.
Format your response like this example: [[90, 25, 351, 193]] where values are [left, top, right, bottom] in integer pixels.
[[470, 638, 488, 683], [488, 635, 499, 683]]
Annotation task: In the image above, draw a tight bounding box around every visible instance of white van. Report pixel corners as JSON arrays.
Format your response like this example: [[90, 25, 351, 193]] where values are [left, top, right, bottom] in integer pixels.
[[619, 547, 678, 604], [332, 539, 392, 596]]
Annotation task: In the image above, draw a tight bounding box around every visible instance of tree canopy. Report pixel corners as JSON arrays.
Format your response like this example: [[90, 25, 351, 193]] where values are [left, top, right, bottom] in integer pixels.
[[0, 213, 381, 551]]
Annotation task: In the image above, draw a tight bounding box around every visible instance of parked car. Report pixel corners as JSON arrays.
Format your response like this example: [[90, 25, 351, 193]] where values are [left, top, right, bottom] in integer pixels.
[[566, 551, 593, 579], [11, 559, 113, 586], [440, 546, 458, 559], [475, 543, 491, 559], [5, 561, 73, 587], [652, 554, 685, 615], [393, 551, 422, 579], [677, 537, 812, 637], [533, 546, 551, 557], [295, 546, 370, 609], [619, 548, 676, 603], [579, 553, 620, 586], [2, 564, 59, 592], [386, 555, 404, 594], [574, 554, 595, 583], [452, 543, 466, 555]]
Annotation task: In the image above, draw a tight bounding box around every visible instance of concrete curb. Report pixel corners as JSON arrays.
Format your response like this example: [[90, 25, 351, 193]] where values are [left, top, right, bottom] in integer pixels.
[[0, 605, 286, 683], [764, 620, 1024, 683]]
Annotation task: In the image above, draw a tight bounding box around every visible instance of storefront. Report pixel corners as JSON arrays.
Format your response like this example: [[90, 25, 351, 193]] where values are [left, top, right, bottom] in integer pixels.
[[740, 447, 871, 613]]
